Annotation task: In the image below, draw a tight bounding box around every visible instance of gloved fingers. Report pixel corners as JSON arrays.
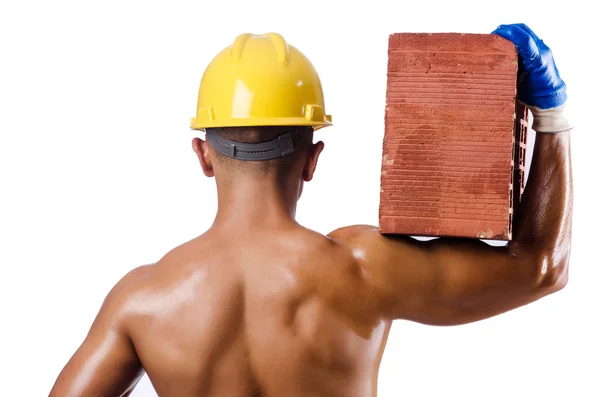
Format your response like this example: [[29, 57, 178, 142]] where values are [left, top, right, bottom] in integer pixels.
[[513, 23, 550, 52], [512, 23, 542, 43], [492, 24, 540, 68], [493, 23, 567, 111]]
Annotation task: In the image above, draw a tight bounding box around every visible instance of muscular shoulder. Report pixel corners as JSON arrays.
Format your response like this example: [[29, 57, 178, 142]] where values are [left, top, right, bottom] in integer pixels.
[[327, 225, 395, 257], [102, 265, 155, 310], [327, 225, 428, 276], [84, 264, 156, 341], [100, 245, 200, 315], [328, 225, 379, 244], [99, 260, 195, 333]]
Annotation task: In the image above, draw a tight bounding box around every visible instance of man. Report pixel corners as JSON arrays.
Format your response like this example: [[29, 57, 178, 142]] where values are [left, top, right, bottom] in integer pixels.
[[49, 23, 572, 397]]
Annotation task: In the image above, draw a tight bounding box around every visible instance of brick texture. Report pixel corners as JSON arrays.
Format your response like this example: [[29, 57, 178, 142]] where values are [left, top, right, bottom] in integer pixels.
[[379, 33, 528, 240]]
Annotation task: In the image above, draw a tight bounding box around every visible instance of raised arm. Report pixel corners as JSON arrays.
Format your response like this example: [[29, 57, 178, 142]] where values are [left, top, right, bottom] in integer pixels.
[[330, 24, 572, 326], [48, 266, 149, 397]]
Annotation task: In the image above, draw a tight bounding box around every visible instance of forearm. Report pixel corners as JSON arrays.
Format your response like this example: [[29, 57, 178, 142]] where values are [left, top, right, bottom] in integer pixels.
[[508, 130, 572, 285]]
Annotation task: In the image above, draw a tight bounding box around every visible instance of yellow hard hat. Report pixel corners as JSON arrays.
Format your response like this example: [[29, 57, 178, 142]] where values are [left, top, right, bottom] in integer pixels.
[[190, 33, 332, 130]]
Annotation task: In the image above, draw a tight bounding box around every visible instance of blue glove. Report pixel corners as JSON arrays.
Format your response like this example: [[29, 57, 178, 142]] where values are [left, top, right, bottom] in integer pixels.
[[493, 23, 571, 132]]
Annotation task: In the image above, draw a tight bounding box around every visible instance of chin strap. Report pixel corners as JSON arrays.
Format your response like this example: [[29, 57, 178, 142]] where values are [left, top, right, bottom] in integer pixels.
[[205, 129, 305, 161]]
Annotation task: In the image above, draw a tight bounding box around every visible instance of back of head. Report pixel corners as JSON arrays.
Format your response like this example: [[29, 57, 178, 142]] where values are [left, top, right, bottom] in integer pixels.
[[206, 126, 314, 178]]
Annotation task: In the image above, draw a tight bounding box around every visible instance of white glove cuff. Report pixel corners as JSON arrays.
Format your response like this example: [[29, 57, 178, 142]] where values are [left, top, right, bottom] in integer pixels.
[[528, 103, 573, 133]]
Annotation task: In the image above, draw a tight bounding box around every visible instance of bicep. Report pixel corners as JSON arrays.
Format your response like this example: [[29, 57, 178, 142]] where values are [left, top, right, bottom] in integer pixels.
[[390, 237, 539, 325], [49, 270, 147, 396], [332, 226, 541, 326]]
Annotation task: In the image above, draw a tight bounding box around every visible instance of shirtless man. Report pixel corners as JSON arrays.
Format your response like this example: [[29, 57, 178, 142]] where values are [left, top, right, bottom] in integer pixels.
[[49, 23, 572, 397]]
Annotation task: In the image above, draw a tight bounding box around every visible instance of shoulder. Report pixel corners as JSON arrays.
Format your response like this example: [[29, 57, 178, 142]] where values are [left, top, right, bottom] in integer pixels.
[[326, 225, 387, 270], [327, 225, 379, 242], [94, 238, 214, 331], [100, 265, 155, 320], [79, 265, 157, 342], [328, 225, 424, 266], [327, 225, 392, 254]]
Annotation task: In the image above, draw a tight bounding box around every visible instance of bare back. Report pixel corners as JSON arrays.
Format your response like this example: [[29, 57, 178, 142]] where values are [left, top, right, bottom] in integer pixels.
[[126, 226, 391, 397], [49, 132, 571, 397]]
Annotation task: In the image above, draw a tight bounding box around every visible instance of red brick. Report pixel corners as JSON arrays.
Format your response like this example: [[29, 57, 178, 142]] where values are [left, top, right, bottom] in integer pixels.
[[379, 33, 528, 240]]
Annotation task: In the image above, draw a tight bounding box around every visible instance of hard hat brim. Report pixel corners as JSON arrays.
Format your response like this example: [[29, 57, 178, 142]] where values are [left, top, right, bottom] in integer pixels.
[[190, 117, 332, 131]]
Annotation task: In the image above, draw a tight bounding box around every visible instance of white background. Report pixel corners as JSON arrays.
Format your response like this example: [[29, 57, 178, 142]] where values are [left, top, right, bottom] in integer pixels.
[[1, 0, 598, 396]]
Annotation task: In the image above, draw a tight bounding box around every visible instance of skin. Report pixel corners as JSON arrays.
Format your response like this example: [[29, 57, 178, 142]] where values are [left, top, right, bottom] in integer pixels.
[[49, 126, 572, 396]]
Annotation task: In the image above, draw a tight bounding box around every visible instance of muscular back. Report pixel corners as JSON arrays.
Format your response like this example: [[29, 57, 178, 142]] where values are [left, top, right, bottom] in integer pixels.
[[123, 226, 390, 397], [50, 138, 572, 397]]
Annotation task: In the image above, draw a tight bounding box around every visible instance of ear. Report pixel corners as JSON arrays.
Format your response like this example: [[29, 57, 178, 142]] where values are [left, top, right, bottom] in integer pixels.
[[192, 137, 214, 177], [302, 141, 324, 182]]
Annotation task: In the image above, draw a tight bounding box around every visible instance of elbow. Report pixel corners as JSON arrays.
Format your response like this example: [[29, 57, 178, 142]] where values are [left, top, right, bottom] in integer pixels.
[[533, 249, 570, 293]]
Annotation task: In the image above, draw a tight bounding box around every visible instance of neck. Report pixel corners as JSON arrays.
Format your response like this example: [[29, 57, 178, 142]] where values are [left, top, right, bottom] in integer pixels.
[[211, 175, 301, 231]]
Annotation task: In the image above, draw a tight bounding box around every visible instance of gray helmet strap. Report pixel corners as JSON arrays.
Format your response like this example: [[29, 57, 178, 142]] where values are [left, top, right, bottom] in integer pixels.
[[205, 129, 304, 161]]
